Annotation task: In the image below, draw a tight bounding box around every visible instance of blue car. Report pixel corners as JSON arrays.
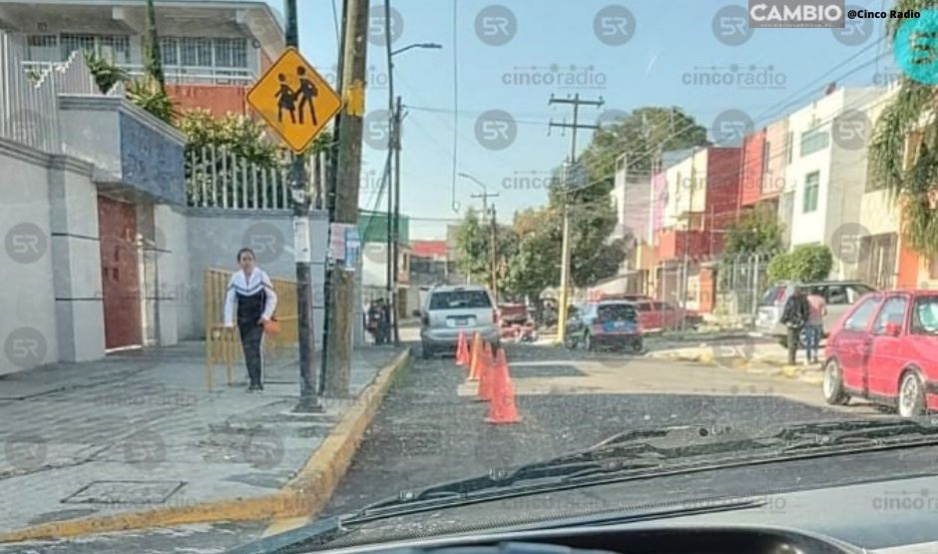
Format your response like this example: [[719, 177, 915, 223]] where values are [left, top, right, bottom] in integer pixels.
[[564, 300, 643, 353]]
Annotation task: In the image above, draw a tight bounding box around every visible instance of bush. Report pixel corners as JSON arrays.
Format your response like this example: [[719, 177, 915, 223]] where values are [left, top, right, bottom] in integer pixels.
[[766, 245, 833, 283]]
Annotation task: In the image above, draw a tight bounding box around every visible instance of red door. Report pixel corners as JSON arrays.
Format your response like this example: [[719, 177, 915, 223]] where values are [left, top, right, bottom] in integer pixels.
[[865, 295, 911, 398], [98, 195, 142, 349], [833, 295, 882, 393]]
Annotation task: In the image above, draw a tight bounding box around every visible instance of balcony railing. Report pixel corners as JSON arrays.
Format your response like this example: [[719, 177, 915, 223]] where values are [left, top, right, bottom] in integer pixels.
[[22, 61, 254, 86]]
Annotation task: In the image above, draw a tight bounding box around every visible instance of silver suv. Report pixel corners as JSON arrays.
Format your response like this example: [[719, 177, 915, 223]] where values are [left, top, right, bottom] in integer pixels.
[[755, 280, 876, 339], [420, 285, 500, 359]]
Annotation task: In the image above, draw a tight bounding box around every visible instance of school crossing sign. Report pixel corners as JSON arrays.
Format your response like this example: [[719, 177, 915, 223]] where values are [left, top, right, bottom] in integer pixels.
[[247, 47, 341, 154]]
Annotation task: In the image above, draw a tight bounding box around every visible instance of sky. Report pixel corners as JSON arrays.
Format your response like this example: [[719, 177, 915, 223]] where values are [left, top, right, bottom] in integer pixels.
[[265, 0, 899, 240]]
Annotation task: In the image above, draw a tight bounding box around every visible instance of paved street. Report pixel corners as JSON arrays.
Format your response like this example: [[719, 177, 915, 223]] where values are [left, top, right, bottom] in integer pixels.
[[0, 335, 885, 554]]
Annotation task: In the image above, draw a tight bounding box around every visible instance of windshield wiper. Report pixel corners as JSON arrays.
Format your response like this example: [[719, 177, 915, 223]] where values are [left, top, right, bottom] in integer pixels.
[[344, 418, 938, 523]]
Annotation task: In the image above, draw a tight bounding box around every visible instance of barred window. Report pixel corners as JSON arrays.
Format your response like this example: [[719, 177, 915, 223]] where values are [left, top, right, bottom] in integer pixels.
[[214, 38, 247, 68], [97, 35, 130, 63], [61, 34, 96, 60], [160, 37, 179, 65], [180, 37, 213, 66]]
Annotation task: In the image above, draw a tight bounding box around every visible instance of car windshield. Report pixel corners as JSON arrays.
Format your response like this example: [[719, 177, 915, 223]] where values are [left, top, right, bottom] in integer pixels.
[[429, 290, 492, 310], [597, 304, 637, 322], [10, 0, 938, 551]]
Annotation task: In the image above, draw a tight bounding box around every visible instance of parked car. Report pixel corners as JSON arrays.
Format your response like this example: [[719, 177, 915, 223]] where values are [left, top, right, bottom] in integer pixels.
[[821, 290, 938, 417], [564, 300, 643, 353], [420, 285, 500, 359], [755, 280, 877, 343]]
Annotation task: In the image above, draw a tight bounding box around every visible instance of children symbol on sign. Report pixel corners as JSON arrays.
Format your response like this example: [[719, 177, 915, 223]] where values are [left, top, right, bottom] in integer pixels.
[[296, 67, 318, 126], [275, 74, 296, 124], [274, 67, 318, 127]]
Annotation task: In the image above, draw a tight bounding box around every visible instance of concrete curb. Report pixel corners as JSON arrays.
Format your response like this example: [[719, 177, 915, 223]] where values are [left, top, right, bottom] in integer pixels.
[[646, 349, 824, 386], [0, 350, 411, 544]]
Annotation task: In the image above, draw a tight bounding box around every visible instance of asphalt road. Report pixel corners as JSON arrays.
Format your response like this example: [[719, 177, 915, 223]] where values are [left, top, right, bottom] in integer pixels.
[[0, 340, 879, 554]]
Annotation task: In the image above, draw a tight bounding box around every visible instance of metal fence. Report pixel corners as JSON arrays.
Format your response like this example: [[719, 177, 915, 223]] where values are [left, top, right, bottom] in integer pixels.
[[0, 32, 60, 153], [716, 254, 772, 323], [186, 146, 330, 211], [202, 268, 299, 391]]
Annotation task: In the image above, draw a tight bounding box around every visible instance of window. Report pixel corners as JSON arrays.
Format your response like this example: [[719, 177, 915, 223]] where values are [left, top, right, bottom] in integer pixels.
[[180, 38, 212, 66], [428, 290, 492, 310], [800, 128, 830, 157], [97, 36, 130, 63], [60, 34, 95, 60], [803, 171, 820, 213], [597, 304, 637, 322], [847, 284, 876, 304], [911, 296, 938, 335], [843, 296, 881, 332], [825, 285, 849, 305], [160, 37, 179, 65], [872, 296, 908, 335], [214, 38, 248, 68], [786, 131, 794, 164]]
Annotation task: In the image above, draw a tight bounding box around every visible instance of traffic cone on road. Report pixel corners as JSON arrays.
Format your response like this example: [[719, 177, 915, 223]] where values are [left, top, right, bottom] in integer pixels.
[[467, 333, 483, 381], [456, 331, 469, 367], [485, 348, 522, 424], [477, 342, 495, 402]]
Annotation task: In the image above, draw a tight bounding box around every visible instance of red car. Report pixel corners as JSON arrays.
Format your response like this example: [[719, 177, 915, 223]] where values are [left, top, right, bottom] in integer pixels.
[[822, 290, 938, 417]]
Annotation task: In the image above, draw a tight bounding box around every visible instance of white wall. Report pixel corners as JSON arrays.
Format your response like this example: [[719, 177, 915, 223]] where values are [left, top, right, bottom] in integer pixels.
[[0, 143, 59, 375]]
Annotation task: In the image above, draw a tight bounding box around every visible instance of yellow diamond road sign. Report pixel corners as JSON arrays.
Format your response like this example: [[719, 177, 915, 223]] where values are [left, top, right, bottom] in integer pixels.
[[247, 47, 341, 154]]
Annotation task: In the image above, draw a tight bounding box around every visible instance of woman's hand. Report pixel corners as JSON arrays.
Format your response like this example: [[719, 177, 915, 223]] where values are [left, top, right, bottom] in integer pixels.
[[258, 317, 271, 326]]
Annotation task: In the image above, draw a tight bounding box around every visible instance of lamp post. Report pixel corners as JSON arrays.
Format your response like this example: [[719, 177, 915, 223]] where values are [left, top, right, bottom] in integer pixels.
[[384, 25, 442, 344]]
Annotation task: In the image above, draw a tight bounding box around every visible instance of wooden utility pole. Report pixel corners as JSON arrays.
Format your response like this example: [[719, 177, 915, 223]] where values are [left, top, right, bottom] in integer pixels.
[[548, 93, 603, 344], [470, 190, 499, 293], [324, 0, 369, 397]]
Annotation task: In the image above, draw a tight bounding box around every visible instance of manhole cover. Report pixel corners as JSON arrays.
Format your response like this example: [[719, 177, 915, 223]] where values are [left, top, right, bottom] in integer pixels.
[[62, 480, 185, 505]]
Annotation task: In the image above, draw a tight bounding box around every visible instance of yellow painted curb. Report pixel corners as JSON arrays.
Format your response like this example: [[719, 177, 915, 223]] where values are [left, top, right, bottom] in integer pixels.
[[781, 365, 801, 378], [0, 350, 411, 544]]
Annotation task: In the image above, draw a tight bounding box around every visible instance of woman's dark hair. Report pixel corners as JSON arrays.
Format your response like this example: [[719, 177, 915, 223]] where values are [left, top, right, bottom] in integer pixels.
[[237, 247, 256, 262]]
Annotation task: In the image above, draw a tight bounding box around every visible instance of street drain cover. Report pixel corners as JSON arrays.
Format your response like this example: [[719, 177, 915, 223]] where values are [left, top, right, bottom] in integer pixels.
[[63, 480, 185, 505]]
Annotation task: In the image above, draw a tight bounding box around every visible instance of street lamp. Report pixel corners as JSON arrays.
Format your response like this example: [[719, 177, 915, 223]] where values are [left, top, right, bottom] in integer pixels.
[[383, 19, 443, 344]]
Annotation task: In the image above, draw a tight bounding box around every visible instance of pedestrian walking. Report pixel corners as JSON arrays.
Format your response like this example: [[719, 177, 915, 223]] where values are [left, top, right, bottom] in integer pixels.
[[780, 285, 810, 366], [804, 289, 827, 365], [224, 248, 278, 391], [378, 298, 391, 345]]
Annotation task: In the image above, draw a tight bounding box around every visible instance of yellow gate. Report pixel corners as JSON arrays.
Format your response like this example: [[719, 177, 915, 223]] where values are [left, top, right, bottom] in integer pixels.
[[203, 268, 299, 391]]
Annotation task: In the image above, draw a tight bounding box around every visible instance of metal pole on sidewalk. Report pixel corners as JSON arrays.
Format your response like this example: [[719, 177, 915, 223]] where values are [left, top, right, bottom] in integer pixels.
[[285, 0, 322, 412]]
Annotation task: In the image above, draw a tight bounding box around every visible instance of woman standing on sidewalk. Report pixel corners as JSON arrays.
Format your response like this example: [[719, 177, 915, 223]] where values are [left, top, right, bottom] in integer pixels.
[[224, 247, 278, 392]]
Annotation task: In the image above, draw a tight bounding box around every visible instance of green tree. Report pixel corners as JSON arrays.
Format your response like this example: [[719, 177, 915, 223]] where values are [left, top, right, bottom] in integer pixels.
[[724, 206, 785, 258], [453, 209, 517, 294], [143, 0, 165, 90], [767, 245, 833, 282], [503, 207, 562, 301], [867, 0, 938, 257]]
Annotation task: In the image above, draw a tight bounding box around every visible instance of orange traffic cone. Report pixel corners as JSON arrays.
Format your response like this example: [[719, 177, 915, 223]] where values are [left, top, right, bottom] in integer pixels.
[[467, 333, 483, 381], [477, 342, 495, 402], [485, 348, 522, 424], [456, 331, 469, 367]]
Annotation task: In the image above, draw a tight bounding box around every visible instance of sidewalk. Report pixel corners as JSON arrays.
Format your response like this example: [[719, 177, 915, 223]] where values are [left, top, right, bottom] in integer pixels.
[[0, 341, 408, 543]]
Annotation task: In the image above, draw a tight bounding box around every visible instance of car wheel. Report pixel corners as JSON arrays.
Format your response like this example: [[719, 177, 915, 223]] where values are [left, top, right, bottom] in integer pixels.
[[822, 359, 849, 406], [630, 338, 643, 354], [585, 332, 594, 352], [898, 370, 927, 418]]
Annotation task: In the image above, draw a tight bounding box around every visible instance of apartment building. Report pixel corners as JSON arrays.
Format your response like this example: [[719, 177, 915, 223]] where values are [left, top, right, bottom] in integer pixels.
[[782, 86, 885, 279], [0, 0, 284, 117]]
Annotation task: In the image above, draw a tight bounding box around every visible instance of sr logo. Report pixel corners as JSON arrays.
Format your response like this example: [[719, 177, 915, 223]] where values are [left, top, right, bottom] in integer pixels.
[[474, 109, 517, 150]]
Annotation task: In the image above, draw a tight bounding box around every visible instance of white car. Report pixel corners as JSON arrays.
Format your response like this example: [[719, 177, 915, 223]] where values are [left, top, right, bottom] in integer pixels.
[[420, 285, 500, 359]]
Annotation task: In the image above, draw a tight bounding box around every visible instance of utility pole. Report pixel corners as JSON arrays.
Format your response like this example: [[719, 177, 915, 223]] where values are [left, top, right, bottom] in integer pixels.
[[321, 0, 349, 391], [283, 0, 321, 413], [469, 189, 499, 293], [324, 0, 369, 397], [391, 95, 402, 345], [490, 204, 498, 302], [548, 93, 603, 345]]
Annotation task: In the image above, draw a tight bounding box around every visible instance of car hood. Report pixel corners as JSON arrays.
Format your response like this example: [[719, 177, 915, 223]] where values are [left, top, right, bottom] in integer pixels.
[[303, 445, 938, 552]]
